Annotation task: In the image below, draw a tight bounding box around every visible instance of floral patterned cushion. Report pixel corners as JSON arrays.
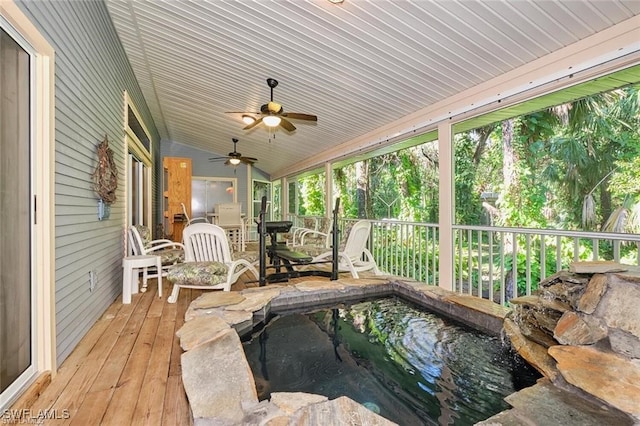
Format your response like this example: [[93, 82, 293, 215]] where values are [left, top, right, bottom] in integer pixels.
[[158, 248, 185, 266], [294, 244, 329, 258], [166, 261, 228, 286], [135, 224, 152, 245], [233, 250, 259, 264], [303, 217, 317, 230], [135, 224, 184, 265], [317, 217, 332, 233]]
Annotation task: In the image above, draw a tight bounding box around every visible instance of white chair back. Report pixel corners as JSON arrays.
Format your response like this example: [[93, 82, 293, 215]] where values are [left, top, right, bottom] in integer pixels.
[[182, 223, 233, 263], [128, 225, 146, 256], [343, 220, 372, 261], [215, 203, 243, 226]]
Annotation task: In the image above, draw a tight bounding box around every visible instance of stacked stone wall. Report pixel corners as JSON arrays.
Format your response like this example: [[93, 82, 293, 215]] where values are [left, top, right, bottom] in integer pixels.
[[504, 261, 640, 421]]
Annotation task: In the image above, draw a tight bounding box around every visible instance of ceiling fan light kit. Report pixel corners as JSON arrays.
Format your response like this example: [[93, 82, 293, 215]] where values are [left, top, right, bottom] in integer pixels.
[[209, 138, 257, 166], [241, 115, 255, 125], [227, 78, 317, 132], [263, 115, 281, 127]]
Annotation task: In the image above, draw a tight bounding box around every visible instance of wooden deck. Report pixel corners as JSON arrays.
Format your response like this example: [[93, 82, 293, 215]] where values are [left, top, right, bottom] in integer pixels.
[[17, 278, 251, 425]]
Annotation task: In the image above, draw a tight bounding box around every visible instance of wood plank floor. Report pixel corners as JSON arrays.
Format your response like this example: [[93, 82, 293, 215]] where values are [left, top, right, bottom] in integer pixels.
[[20, 276, 258, 426]]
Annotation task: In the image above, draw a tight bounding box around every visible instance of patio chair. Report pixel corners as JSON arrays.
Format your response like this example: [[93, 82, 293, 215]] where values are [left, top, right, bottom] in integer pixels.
[[296, 216, 332, 248], [215, 203, 246, 252], [166, 223, 258, 303], [127, 225, 185, 289], [312, 220, 383, 278], [285, 216, 318, 246], [181, 202, 209, 225]]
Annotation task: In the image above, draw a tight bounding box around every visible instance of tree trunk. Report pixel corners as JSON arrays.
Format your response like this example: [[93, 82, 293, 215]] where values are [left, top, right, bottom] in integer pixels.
[[502, 119, 516, 190], [599, 183, 613, 228], [472, 124, 496, 165], [500, 119, 520, 230], [356, 160, 369, 218]]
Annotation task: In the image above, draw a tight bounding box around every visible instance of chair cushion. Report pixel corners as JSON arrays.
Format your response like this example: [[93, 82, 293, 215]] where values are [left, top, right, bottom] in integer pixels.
[[232, 250, 259, 264], [135, 224, 152, 245], [295, 245, 330, 258], [158, 248, 185, 266], [166, 261, 228, 286]]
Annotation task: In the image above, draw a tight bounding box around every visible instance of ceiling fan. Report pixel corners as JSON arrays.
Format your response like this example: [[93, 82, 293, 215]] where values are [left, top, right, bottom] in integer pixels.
[[209, 138, 257, 166], [226, 78, 318, 132]]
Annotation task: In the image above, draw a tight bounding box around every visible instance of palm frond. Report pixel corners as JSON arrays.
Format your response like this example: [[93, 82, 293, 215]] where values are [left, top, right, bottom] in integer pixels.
[[627, 202, 640, 234], [601, 206, 628, 233]]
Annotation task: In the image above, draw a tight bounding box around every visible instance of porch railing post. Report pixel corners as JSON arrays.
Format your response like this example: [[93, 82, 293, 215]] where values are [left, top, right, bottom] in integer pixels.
[[438, 122, 454, 290]]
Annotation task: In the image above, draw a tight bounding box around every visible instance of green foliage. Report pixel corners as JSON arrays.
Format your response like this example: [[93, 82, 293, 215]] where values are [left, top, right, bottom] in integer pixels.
[[454, 135, 484, 224], [298, 173, 325, 216], [289, 87, 640, 291]]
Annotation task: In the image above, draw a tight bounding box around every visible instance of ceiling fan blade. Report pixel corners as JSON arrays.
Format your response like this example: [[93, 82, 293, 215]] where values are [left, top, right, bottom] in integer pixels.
[[240, 156, 257, 164], [280, 117, 296, 132], [282, 112, 317, 121], [243, 116, 263, 130], [209, 156, 227, 161]]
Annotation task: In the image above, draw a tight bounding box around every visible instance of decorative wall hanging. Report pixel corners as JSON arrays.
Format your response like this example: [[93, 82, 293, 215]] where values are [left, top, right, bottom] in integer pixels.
[[92, 134, 118, 205]]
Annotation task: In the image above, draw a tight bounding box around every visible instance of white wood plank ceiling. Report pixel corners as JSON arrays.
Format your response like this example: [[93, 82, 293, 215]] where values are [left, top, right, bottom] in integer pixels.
[[105, 0, 640, 178]]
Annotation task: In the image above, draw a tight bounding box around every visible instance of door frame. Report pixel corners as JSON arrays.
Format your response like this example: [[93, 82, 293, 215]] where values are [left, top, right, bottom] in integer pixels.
[[0, 0, 56, 408], [124, 92, 153, 233]]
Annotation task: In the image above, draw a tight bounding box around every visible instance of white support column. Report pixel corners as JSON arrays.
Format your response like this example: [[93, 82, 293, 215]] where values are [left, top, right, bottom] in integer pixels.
[[325, 162, 333, 214], [282, 176, 289, 220], [438, 122, 454, 290], [246, 164, 253, 215]]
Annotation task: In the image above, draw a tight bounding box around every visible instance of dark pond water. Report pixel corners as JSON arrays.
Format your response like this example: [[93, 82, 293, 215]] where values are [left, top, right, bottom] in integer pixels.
[[242, 297, 540, 425]]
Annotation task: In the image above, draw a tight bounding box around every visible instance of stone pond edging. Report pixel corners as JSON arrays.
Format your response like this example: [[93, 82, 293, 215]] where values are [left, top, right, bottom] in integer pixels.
[[175, 277, 509, 425], [176, 268, 640, 425], [499, 262, 640, 424]]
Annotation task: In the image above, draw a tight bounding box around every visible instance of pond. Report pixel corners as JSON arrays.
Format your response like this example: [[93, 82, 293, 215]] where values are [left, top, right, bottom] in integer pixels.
[[243, 297, 540, 425]]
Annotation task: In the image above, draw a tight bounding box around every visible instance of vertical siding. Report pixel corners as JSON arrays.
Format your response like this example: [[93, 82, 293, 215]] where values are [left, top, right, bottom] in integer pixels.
[[16, 0, 160, 365]]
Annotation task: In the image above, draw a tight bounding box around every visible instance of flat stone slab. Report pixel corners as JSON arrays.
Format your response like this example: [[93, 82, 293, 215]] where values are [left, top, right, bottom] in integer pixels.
[[191, 291, 246, 309], [503, 318, 558, 380], [549, 345, 640, 418], [182, 329, 258, 423], [417, 284, 461, 300], [176, 315, 230, 351], [500, 378, 634, 426], [447, 293, 510, 319], [340, 277, 386, 286], [554, 311, 607, 345], [215, 309, 254, 327], [225, 288, 281, 312], [290, 396, 397, 425], [596, 274, 640, 339], [240, 400, 287, 425], [569, 260, 628, 274], [294, 280, 346, 291], [577, 273, 608, 314], [269, 392, 328, 415]]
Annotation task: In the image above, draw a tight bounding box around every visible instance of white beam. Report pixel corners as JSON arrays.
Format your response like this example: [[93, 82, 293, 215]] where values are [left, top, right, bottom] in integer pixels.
[[438, 122, 454, 291], [325, 162, 333, 216]]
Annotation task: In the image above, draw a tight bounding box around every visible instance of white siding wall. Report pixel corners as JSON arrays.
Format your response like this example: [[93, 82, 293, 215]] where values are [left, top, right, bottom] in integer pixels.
[[15, 0, 160, 365]]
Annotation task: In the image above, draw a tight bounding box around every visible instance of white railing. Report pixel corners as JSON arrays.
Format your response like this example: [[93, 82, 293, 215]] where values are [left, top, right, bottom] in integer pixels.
[[342, 218, 440, 285], [452, 225, 640, 305], [332, 218, 640, 306]]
